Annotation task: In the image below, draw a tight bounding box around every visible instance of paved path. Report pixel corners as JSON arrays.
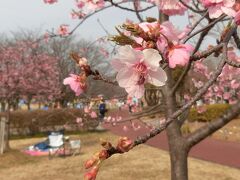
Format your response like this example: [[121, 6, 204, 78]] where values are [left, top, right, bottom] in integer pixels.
[[103, 110, 240, 169]]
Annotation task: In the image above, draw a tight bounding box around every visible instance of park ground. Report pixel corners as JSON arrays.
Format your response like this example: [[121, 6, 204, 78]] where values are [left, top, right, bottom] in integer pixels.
[[0, 131, 239, 180]]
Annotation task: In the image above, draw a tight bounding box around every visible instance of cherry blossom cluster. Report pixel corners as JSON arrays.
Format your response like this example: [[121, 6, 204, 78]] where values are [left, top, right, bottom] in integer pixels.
[[73, 107, 98, 128], [0, 40, 61, 101], [84, 137, 133, 180], [110, 20, 194, 97], [43, 0, 57, 4], [191, 49, 240, 105], [63, 53, 89, 96], [63, 52, 114, 96]]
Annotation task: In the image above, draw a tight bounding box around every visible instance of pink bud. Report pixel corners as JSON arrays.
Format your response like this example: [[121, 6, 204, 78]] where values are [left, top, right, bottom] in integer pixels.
[[116, 137, 133, 153], [84, 158, 98, 169], [90, 111, 97, 118], [76, 117, 83, 123], [123, 125, 128, 132], [98, 149, 109, 160], [84, 166, 99, 180]]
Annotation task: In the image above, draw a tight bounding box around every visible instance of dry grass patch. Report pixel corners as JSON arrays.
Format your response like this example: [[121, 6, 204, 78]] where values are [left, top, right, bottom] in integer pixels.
[[0, 131, 239, 180]]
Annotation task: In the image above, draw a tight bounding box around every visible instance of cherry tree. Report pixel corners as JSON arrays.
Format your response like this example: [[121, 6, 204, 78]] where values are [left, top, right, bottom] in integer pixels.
[[43, 1, 240, 180], [0, 37, 61, 151]]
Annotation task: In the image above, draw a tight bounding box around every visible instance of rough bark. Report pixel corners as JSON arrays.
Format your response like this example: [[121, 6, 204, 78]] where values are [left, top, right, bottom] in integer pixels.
[[165, 67, 189, 180]]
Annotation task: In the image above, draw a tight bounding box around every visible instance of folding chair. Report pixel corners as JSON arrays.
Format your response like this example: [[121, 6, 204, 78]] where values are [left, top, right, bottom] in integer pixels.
[[48, 132, 65, 159], [69, 140, 81, 156]]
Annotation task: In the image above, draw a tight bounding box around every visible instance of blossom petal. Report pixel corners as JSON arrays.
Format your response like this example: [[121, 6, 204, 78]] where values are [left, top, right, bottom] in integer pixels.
[[147, 68, 167, 86], [111, 59, 125, 70], [143, 49, 162, 71], [208, 5, 224, 19], [63, 77, 74, 85], [221, 6, 236, 17], [125, 85, 145, 98], [116, 45, 142, 65], [116, 69, 138, 87]]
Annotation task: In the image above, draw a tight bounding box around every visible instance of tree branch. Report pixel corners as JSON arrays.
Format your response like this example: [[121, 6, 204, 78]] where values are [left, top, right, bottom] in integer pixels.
[[185, 12, 208, 38], [179, 0, 206, 13], [232, 30, 240, 49], [133, 0, 144, 22], [171, 44, 227, 119], [187, 101, 240, 147], [190, 43, 223, 61], [226, 59, 240, 68], [106, 0, 155, 13], [184, 15, 226, 43]]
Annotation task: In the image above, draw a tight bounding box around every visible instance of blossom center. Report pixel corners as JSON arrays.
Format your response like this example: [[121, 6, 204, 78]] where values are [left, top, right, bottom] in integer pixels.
[[133, 62, 148, 74]]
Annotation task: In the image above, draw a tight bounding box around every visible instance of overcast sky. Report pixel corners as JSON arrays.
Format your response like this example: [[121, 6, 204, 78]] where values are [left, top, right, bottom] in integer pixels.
[[0, 0, 189, 41]]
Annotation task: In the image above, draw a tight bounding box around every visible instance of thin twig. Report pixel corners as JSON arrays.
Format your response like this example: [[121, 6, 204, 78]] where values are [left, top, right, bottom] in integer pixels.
[[184, 15, 226, 43]]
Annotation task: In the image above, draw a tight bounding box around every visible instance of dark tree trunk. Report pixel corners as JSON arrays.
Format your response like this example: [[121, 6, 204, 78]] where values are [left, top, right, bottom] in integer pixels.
[[59, 99, 68, 108], [12, 99, 19, 111], [165, 66, 189, 180], [4, 101, 11, 151], [26, 98, 31, 111], [1, 101, 6, 112], [168, 144, 189, 180], [38, 102, 41, 109]]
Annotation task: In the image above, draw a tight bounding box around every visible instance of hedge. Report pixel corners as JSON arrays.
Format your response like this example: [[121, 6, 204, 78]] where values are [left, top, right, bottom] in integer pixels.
[[188, 104, 231, 122], [0, 108, 99, 135]]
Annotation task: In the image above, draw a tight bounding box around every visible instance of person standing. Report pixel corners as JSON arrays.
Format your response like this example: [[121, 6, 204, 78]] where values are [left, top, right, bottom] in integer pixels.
[[99, 100, 107, 120]]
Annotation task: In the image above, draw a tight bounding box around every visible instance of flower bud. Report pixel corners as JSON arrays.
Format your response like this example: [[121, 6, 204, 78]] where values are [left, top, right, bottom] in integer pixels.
[[116, 137, 133, 153], [98, 149, 109, 160], [84, 157, 98, 169], [84, 166, 99, 180]]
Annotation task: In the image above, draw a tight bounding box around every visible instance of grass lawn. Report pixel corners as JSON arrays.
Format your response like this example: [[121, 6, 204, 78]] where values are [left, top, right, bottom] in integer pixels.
[[0, 131, 239, 180]]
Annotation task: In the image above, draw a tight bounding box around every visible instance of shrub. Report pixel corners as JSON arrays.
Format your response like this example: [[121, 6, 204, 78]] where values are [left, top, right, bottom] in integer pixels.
[[0, 108, 99, 135], [188, 104, 231, 122]]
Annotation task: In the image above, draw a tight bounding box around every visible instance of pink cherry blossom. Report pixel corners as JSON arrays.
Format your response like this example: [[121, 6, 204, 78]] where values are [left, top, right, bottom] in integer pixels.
[[231, 80, 240, 89], [223, 92, 231, 99], [123, 125, 129, 132], [167, 44, 194, 68], [84, 106, 91, 113], [76, 117, 83, 123], [90, 111, 98, 118], [44, 32, 49, 43], [44, 0, 57, 4], [63, 74, 85, 96], [57, 25, 69, 36], [76, 0, 105, 12], [111, 46, 167, 98], [200, 0, 236, 19], [154, 0, 189, 15], [196, 106, 207, 113]]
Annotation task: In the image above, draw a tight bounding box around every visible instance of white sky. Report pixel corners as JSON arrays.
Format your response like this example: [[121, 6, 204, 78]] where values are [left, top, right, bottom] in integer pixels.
[[0, 0, 189, 40]]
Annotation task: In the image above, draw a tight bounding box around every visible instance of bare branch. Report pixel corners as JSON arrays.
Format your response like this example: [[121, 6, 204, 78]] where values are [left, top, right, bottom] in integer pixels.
[[187, 101, 240, 147], [171, 44, 227, 119], [185, 12, 208, 37], [106, 0, 155, 13], [179, 0, 207, 13], [184, 15, 226, 43], [133, 0, 144, 22], [232, 30, 240, 49], [190, 43, 223, 61], [226, 59, 240, 68]]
